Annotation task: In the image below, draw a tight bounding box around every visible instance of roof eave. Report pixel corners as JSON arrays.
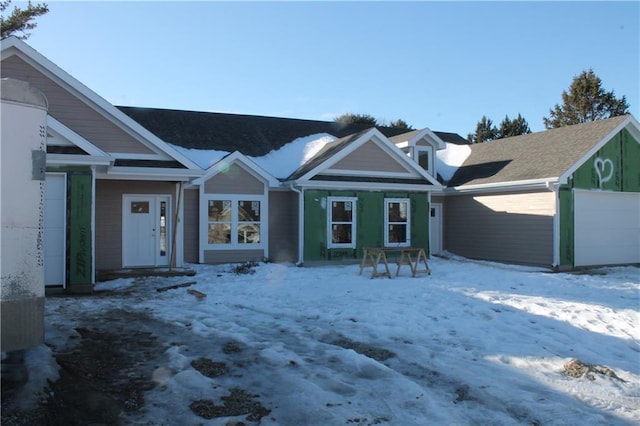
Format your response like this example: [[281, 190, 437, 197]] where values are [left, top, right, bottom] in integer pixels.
[[445, 177, 558, 194], [2, 37, 202, 171], [101, 167, 203, 181], [558, 115, 640, 185], [46, 154, 113, 167], [290, 180, 439, 192], [193, 151, 280, 187]]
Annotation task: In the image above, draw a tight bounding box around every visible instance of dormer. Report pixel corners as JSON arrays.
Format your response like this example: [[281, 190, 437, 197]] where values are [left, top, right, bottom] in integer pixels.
[[390, 128, 446, 178]]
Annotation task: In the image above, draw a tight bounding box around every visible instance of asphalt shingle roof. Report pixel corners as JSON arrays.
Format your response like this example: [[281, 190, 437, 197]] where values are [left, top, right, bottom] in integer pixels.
[[448, 115, 631, 187], [434, 131, 470, 145], [389, 130, 469, 145], [118, 106, 467, 158], [118, 107, 410, 157]]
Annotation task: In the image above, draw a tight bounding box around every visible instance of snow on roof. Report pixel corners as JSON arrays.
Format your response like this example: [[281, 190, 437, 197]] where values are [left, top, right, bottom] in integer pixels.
[[170, 133, 337, 180], [169, 144, 228, 170], [436, 142, 471, 183], [172, 133, 469, 184], [251, 133, 336, 179]]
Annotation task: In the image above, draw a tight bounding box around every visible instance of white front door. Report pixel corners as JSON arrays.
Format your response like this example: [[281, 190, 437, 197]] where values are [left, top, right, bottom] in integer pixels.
[[44, 173, 66, 286], [429, 203, 443, 255], [122, 195, 171, 268]]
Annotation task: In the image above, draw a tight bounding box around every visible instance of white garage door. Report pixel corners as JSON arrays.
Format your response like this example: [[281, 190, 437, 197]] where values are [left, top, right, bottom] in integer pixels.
[[574, 191, 640, 267], [44, 173, 66, 286]]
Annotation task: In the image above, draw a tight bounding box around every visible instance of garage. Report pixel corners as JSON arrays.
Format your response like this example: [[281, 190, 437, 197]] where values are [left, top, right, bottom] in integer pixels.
[[574, 190, 640, 267]]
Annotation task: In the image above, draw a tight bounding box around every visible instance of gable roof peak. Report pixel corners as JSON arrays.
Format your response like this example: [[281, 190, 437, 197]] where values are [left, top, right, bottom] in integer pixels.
[[2, 37, 202, 172], [285, 126, 442, 189], [193, 150, 279, 187], [389, 127, 447, 150], [448, 114, 637, 188]]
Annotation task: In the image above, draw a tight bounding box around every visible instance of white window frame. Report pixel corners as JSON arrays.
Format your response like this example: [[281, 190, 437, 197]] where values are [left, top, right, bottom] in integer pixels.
[[384, 198, 411, 247], [415, 146, 434, 175], [203, 194, 266, 250], [327, 196, 357, 249]]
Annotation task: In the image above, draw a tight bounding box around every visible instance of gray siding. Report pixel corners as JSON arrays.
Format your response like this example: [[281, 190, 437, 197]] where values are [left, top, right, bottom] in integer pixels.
[[183, 188, 199, 263], [268, 191, 298, 263], [95, 180, 177, 270], [1, 56, 155, 155], [329, 141, 407, 172], [444, 191, 555, 266], [204, 163, 265, 194], [204, 249, 264, 264]]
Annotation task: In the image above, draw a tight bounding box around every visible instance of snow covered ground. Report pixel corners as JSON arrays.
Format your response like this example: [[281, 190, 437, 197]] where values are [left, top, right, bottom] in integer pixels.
[[23, 256, 640, 424]]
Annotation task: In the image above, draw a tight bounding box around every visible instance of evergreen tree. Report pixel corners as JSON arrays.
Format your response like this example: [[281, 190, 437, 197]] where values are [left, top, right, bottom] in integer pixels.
[[1, 0, 48, 39], [388, 118, 413, 130], [334, 113, 378, 126], [497, 114, 531, 139], [543, 69, 629, 129], [467, 116, 497, 144]]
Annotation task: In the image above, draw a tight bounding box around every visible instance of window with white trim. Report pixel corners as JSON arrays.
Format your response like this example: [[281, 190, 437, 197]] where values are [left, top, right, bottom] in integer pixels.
[[206, 197, 263, 247], [237, 200, 261, 244], [208, 199, 232, 244], [415, 147, 434, 174], [327, 197, 357, 248], [384, 198, 410, 247]]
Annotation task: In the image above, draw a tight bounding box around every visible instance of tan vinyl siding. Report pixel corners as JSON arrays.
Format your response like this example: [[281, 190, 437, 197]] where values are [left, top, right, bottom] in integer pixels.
[[183, 188, 199, 263], [268, 191, 298, 262], [95, 180, 176, 270], [1, 55, 154, 154], [471, 192, 555, 216], [329, 141, 407, 172], [431, 195, 445, 204], [204, 249, 264, 264], [203, 163, 265, 194], [444, 190, 555, 266]]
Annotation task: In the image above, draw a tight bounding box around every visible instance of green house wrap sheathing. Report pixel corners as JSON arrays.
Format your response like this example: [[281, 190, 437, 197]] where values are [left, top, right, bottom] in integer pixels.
[[47, 167, 93, 290], [303, 190, 429, 262], [558, 128, 640, 267]]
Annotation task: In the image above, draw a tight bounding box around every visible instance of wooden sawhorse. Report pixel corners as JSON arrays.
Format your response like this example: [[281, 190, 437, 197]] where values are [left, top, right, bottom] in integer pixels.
[[359, 247, 392, 279], [395, 248, 431, 277], [359, 247, 431, 279]]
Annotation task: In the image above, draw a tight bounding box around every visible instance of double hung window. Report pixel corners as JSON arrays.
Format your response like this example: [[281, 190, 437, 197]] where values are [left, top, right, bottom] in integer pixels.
[[327, 197, 357, 248], [384, 198, 410, 247]]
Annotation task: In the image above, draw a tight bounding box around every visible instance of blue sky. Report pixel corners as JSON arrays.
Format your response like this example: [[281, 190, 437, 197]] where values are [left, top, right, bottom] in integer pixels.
[[14, 1, 640, 137]]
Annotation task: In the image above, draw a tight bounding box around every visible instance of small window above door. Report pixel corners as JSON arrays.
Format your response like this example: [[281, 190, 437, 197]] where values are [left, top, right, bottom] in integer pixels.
[[131, 201, 149, 213]]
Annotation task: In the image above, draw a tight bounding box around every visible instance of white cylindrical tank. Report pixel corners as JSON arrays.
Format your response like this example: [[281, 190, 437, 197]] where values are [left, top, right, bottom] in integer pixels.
[[1, 78, 49, 352]]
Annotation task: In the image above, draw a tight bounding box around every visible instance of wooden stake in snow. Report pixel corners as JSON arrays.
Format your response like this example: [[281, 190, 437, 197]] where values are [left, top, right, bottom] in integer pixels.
[[187, 289, 207, 299]]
